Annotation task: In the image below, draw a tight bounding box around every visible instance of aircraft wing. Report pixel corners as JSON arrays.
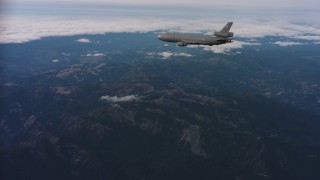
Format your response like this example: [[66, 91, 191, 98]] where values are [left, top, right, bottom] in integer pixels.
[[177, 39, 201, 46]]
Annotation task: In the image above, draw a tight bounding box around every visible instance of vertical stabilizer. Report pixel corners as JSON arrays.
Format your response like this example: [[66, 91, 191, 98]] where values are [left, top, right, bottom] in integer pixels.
[[219, 22, 233, 33]]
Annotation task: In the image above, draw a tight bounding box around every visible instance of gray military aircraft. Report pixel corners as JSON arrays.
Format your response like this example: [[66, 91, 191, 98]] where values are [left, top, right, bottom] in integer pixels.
[[158, 22, 234, 46]]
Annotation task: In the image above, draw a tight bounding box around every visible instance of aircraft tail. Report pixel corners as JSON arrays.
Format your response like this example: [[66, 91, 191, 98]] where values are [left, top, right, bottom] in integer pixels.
[[219, 22, 233, 33], [214, 22, 234, 38]]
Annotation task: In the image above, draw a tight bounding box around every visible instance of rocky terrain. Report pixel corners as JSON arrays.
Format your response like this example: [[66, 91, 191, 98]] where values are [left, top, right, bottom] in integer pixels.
[[1, 58, 320, 180]]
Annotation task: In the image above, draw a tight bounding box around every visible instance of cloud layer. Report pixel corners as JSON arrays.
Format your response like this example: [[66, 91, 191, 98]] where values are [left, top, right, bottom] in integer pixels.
[[1, 15, 320, 44], [202, 41, 261, 54], [1, 14, 320, 55]]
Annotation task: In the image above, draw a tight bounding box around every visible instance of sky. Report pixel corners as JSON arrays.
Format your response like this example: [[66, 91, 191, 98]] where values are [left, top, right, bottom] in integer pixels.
[[4, 0, 320, 10]]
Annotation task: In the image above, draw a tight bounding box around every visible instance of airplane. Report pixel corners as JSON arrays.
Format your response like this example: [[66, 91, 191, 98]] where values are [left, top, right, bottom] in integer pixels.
[[157, 22, 234, 46]]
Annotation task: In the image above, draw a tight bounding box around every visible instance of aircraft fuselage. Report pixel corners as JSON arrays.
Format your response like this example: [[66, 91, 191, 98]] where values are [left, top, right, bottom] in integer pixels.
[[157, 22, 234, 47], [157, 33, 230, 46]]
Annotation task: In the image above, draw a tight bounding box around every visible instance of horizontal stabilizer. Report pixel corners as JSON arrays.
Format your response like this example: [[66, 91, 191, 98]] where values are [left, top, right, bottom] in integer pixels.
[[214, 32, 234, 38]]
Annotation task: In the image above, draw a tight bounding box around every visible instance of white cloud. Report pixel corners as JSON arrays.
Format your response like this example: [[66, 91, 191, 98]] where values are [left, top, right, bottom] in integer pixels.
[[233, 21, 320, 39], [147, 51, 193, 59], [76, 38, 91, 43], [202, 41, 261, 54], [272, 41, 305, 46], [61, 52, 70, 56], [92, 53, 105, 57], [158, 52, 173, 59], [81, 51, 105, 57], [85, 53, 105, 57], [52, 59, 60, 62], [314, 42, 320, 45], [175, 52, 193, 57], [100, 95, 140, 102], [293, 35, 320, 41]]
